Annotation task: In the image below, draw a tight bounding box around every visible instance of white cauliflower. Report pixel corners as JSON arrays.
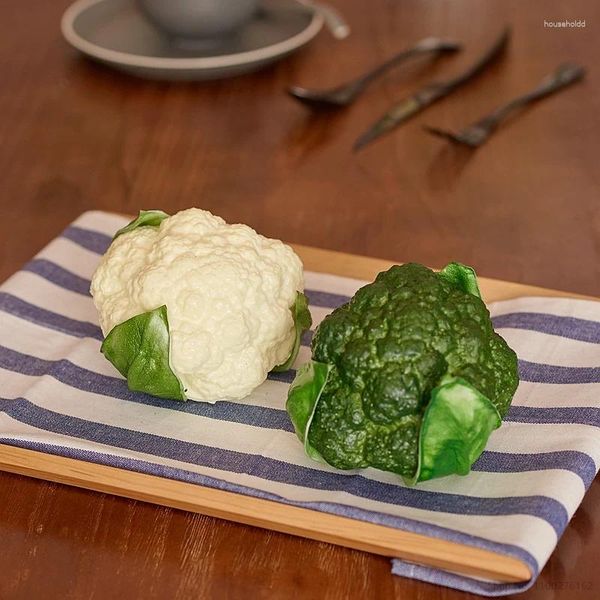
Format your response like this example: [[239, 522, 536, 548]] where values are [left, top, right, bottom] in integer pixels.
[[91, 208, 305, 402]]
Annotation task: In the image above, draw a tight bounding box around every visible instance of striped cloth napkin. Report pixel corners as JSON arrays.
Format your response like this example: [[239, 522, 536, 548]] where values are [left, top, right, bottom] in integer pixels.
[[1, 211, 599, 596]]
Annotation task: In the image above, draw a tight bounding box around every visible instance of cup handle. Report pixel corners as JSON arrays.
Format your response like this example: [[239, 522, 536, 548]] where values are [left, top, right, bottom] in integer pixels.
[[298, 1, 351, 39]]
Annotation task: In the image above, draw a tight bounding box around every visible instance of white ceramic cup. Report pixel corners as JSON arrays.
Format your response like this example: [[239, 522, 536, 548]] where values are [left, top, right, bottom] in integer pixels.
[[138, 0, 259, 40]]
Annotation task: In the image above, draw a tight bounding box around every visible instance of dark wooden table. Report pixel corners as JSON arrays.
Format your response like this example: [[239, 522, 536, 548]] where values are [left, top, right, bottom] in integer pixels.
[[1, 0, 599, 598]]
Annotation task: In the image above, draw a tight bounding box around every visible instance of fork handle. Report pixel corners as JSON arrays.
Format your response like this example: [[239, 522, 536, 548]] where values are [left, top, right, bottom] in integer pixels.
[[353, 37, 461, 89], [477, 63, 585, 131]]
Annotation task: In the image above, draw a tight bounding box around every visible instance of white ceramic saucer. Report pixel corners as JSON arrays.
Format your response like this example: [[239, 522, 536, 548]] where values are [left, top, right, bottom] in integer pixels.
[[61, 0, 324, 80]]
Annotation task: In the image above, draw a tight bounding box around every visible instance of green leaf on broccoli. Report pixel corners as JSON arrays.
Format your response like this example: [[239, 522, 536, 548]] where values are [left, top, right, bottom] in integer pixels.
[[113, 210, 170, 240], [272, 291, 313, 372], [101, 305, 186, 401], [439, 262, 481, 298], [286, 360, 331, 461], [408, 377, 501, 484]]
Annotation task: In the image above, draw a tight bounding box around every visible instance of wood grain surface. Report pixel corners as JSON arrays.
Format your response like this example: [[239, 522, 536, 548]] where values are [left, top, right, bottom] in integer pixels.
[[0, 0, 599, 598], [0, 444, 533, 584]]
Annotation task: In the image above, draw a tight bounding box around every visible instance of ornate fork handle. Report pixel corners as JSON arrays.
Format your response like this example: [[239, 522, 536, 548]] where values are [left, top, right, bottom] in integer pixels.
[[352, 38, 460, 90], [474, 63, 585, 134]]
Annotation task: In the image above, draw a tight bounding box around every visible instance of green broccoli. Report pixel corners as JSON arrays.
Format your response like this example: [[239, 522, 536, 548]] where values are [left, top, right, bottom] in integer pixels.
[[286, 263, 519, 484]]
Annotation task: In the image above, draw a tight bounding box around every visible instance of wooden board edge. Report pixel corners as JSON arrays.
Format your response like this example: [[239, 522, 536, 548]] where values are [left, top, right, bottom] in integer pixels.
[[0, 444, 531, 583], [291, 243, 597, 303]]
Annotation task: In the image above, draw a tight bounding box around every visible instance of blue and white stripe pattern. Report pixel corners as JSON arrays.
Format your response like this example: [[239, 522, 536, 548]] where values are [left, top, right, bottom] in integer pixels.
[[1, 211, 599, 596]]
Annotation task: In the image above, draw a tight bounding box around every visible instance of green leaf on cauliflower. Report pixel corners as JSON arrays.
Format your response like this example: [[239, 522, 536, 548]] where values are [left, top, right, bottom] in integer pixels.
[[272, 292, 313, 372], [287, 262, 519, 483], [101, 305, 186, 401], [113, 209, 170, 240]]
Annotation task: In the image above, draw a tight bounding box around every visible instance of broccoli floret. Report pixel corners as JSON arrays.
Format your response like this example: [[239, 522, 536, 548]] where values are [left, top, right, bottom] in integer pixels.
[[288, 263, 519, 483]]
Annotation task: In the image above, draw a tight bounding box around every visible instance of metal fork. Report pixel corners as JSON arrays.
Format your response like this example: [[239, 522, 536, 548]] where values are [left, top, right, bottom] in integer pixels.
[[425, 63, 586, 147], [288, 37, 461, 110]]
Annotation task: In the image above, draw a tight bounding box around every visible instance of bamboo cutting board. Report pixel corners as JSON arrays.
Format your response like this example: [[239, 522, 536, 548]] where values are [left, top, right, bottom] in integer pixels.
[[0, 244, 592, 585]]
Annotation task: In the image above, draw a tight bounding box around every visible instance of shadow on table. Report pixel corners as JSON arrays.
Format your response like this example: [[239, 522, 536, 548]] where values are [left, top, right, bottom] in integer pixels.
[[425, 143, 476, 192]]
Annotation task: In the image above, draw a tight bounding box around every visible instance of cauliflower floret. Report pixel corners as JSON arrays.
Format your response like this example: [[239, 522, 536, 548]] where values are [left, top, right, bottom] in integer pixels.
[[91, 208, 304, 402]]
